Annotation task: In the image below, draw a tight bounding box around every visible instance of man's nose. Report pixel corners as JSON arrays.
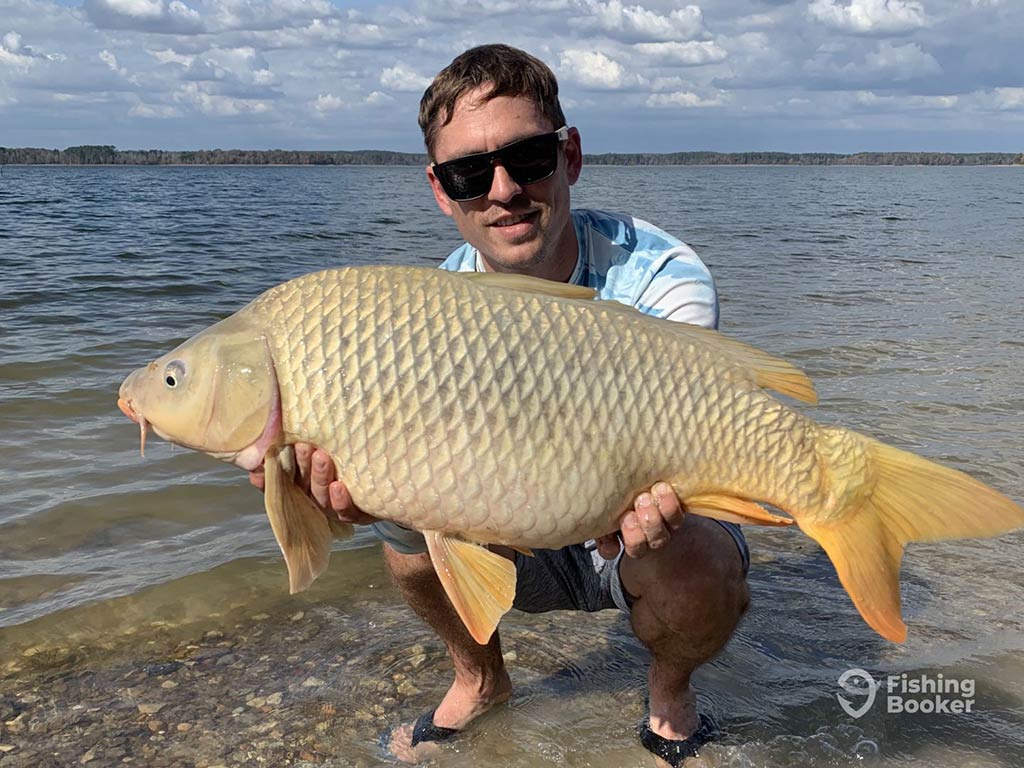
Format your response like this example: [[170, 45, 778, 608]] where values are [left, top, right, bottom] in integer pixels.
[[488, 162, 523, 203]]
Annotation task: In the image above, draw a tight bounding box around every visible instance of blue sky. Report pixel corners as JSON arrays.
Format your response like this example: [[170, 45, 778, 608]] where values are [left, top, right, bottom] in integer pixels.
[[1, 0, 1021, 153]]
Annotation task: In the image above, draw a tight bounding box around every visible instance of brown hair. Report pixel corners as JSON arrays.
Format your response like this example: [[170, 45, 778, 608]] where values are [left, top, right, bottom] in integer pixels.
[[418, 44, 567, 161]]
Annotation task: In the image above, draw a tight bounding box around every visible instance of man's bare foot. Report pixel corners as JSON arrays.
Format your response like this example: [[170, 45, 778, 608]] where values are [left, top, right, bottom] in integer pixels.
[[385, 668, 513, 763]]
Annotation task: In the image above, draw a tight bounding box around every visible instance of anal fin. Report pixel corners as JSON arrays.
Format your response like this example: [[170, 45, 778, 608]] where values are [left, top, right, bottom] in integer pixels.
[[424, 532, 516, 645], [685, 493, 794, 527]]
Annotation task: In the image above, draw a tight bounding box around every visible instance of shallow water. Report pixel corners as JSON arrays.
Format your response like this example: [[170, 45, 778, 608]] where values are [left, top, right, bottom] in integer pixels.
[[1, 165, 1022, 766]]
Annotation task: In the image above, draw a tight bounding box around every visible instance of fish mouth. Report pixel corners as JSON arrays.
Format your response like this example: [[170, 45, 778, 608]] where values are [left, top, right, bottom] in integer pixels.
[[117, 396, 150, 457]]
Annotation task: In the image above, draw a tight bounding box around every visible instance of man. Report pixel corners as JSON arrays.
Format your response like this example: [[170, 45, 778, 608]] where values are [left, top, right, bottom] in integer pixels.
[[255, 44, 749, 766]]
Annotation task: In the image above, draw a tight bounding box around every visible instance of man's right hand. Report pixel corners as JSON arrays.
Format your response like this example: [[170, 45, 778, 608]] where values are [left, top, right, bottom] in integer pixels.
[[248, 443, 380, 526]]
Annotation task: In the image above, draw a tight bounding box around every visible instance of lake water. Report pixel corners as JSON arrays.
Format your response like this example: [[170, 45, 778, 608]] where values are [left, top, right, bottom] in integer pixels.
[[1, 165, 1022, 766]]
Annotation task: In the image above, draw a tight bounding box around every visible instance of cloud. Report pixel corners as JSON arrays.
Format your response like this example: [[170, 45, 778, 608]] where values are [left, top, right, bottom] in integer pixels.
[[365, 90, 394, 106], [207, 0, 335, 32], [174, 81, 270, 115], [646, 90, 725, 108], [82, 0, 204, 34], [129, 100, 182, 117], [863, 41, 940, 79], [313, 92, 344, 112], [572, 0, 708, 43], [808, 0, 927, 35], [99, 49, 128, 77], [633, 41, 728, 66], [0, 31, 63, 69], [380, 64, 431, 92], [559, 49, 633, 90], [854, 91, 958, 110], [1, 0, 1021, 151], [992, 87, 1024, 110]]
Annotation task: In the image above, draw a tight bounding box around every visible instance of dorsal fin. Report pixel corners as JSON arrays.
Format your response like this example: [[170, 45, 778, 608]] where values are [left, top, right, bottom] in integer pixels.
[[461, 269, 816, 404], [585, 299, 818, 404], [462, 271, 597, 300]]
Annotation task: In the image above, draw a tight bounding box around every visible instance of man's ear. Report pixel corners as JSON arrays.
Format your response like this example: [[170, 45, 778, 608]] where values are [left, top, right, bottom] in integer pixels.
[[426, 166, 455, 217], [565, 127, 583, 186]]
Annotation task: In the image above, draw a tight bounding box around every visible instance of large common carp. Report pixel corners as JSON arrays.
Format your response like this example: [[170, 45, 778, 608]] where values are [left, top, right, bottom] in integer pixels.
[[118, 266, 1023, 645]]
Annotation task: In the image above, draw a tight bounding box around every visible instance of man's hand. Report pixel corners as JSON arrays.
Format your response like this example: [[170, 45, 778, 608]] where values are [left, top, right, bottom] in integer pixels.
[[596, 482, 685, 559], [248, 443, 379, 526]]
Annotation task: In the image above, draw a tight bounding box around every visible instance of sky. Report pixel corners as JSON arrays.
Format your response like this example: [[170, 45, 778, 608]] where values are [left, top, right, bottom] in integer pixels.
[[0, 0, 1021, 153]]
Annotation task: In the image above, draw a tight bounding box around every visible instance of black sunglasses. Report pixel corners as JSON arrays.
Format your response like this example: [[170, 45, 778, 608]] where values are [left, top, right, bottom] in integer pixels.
[[432, 126, 570, 202]]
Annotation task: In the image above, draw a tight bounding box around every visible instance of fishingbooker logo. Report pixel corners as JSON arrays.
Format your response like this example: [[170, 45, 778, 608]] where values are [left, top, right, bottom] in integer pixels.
[[837, 669, 976, 718]]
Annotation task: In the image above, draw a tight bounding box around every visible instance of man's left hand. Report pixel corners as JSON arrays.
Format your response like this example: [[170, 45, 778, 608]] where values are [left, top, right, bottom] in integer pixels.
[[596, 483, 685, 559]]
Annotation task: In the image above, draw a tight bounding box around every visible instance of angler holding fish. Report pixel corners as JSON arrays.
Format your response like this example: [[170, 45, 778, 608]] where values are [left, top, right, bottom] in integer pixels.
[[118, 45, 1024, 767]]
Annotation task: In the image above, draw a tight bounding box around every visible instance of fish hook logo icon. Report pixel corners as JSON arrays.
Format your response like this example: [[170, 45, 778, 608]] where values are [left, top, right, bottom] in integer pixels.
[[837, 668, 879, 719]]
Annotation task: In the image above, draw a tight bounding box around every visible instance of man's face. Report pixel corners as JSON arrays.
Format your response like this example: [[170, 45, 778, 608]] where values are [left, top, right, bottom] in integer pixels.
[[426, 87, 583, 279]]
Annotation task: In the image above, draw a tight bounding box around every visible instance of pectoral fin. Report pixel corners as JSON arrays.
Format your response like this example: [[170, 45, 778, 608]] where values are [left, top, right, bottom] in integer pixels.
[[685, 493, 794, 527], [424, 532, 516, 645], [263, 448, 351, 594]]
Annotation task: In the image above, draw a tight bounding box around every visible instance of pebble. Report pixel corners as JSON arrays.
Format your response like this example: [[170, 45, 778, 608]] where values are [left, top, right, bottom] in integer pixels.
[[144, 662, 182, 677], [0, 598, 612, 768]]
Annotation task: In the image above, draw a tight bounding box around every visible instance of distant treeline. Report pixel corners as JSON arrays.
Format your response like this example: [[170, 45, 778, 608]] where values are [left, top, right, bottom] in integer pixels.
[[1, 145, 1021, 166]]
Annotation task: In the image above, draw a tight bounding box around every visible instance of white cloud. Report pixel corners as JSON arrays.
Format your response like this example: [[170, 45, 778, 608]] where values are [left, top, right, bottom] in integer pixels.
[[573, 0, 708, 43], [129, 101, 181, 117], [633, 41, 728, 66], [148, 48, 194, 66], [863, 41, 940, 79], [854, 90, 957, 109], [993, 87, 1024, 110], [380, 64, 431, 92], [175, 81, 269, 115], [646, 90, 725, 108], [1, 30, 64, 69], [559, 49, 631, 90], [83, 0, 204, 34], [808, 0, 928, 35], [365, 90, 394, 106], [99, 49, 127, 76], [313, 92, 344, 112], [0, 0, 1021, 151]]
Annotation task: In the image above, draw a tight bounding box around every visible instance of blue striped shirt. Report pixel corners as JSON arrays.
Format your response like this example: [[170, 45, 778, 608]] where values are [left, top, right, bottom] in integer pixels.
[[440, 208, 718, 329]]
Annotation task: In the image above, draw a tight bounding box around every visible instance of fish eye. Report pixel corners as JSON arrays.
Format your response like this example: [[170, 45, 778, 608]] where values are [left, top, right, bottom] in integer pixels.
[[163, 360, 186, 389]]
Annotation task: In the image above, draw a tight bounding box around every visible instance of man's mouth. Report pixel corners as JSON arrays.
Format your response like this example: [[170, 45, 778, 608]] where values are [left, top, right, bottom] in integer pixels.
[[490, 211, 537, 227]]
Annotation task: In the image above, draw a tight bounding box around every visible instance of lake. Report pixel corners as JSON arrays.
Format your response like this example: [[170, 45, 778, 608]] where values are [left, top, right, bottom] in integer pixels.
[[1, 164, 1022, 766]]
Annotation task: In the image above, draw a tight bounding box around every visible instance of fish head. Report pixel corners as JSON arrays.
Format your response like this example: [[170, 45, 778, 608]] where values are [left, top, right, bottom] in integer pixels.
[[118, 313, 281, 470]]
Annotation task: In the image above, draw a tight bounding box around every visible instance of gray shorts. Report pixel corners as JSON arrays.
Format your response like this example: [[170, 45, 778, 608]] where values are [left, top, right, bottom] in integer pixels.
[[370, 521, 750, 615]]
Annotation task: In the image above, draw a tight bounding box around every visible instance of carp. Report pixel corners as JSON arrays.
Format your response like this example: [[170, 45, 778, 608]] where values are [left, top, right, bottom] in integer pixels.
[[118, 266, 1024, 644]]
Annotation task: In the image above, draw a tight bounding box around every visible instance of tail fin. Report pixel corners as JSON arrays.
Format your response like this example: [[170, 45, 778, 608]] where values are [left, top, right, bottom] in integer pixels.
[[802, 429, 1024, 643]]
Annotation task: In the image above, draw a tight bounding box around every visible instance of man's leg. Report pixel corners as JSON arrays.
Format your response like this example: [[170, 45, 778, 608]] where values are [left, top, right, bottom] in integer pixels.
[[381, 545, 513, 760], [621, 514, 749, 749]]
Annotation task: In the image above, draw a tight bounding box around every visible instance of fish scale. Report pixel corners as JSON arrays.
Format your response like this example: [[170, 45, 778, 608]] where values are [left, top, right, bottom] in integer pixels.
[[119, 264, 1024, 644]]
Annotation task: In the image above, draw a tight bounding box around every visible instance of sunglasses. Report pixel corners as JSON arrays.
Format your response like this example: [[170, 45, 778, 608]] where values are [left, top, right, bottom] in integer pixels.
[[432, 126, 570, 202]]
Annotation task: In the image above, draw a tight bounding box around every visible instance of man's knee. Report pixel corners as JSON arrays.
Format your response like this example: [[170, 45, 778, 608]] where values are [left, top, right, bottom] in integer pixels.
[[624, 516, 749, 646]]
